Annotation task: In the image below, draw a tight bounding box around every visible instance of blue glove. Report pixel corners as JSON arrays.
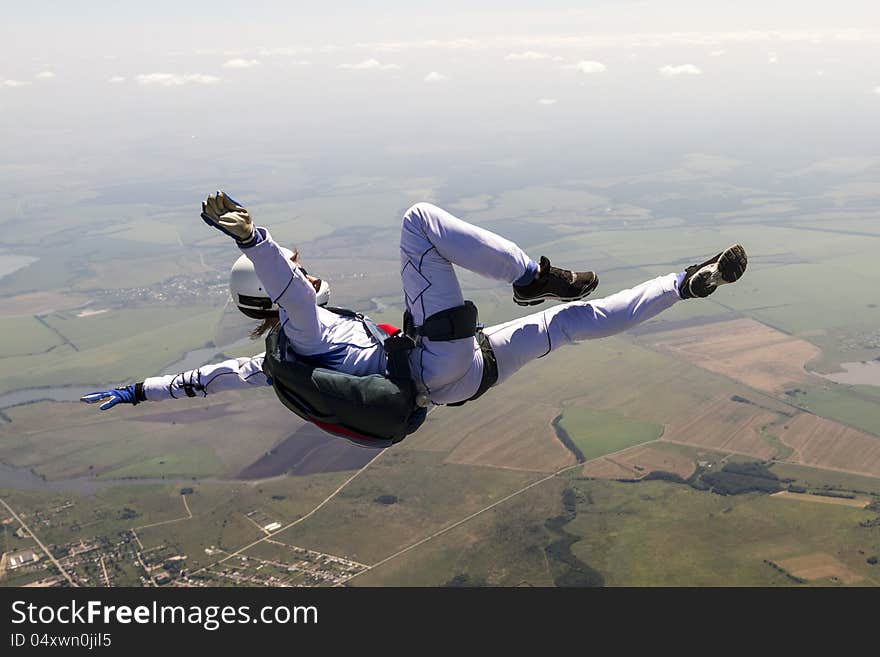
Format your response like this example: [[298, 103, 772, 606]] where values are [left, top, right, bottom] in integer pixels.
[[80, 385, 141, 410]]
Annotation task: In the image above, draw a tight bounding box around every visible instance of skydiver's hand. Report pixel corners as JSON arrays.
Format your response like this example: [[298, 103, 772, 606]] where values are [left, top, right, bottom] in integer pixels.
[[200, 191, 255, 244], [80, 385, 141, 410]]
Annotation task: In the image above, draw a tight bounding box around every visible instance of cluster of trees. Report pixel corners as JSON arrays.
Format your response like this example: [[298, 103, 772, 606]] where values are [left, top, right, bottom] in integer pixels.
[[644, 471, 687, 484], [551, 415, 585, 463], [859, 516, 880, 528], [763, 559, 805, 584], [543, 488, 604, 588], [443, 574, 489, 587], [695, 462, 783, 496], [812, 490, 856, 499]]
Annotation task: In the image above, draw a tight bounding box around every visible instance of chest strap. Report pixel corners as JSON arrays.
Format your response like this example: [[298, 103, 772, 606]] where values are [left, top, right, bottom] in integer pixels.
[[324, 305, 417, 389]]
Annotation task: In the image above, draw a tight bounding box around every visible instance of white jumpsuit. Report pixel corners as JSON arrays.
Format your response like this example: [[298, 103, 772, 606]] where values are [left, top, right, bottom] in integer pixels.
[[143, 203, 685, 405]]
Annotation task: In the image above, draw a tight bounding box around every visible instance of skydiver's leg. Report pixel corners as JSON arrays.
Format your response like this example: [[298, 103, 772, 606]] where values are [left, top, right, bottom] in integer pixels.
[[400, 204, 537, 326], [401, 203, 537, 403], [484, 272, 685, 387]]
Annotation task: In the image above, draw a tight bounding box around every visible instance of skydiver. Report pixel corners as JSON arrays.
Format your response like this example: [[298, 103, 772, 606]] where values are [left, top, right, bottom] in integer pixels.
[[82, 192, 747, 446]]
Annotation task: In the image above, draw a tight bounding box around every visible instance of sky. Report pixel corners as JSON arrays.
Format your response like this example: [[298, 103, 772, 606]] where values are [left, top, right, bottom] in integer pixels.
[[2, 1, 879, 208]]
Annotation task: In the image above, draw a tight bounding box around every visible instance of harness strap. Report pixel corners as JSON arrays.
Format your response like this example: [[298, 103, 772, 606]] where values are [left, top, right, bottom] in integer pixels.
[[325, 305, 402, 351], [383, 334, 417, 381], [446, 332, 498, 408], [324, 305, 418, 411], [405, 301, 479, 342], [305, 301, 492, 414]]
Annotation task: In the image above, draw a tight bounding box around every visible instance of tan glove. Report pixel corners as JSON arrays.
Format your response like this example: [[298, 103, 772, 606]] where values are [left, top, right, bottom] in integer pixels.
[[200, 191, 255, 243]]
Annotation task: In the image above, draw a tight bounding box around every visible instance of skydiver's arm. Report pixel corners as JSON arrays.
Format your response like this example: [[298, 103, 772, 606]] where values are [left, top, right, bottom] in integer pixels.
[[141, 353, 271, 402], [239, 227, 325, 349], [200, 192, 324, 348]]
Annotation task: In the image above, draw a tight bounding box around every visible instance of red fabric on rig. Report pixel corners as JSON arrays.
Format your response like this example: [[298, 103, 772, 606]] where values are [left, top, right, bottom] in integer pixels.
[[377, 324, 400, 337], [310, 418, 383, 443]]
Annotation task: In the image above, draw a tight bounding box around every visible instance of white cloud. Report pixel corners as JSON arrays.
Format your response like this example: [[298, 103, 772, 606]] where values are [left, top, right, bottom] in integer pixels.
[[355, 29, 880, 54], [1, 80, 31, 88], [659, 64, 703, 77], [768, 52, 779, 64], [359, 39, 481, 52], [505, 51, 550, 61], [35, 71, 55, 80], [339, 59, 399, 71], [572, 60, 607, 74], [709, 49, 726, 57], [223, 58, 260, 69], [537, 98, 557, 105], [135, 73, 221, 86], [874, 86, 880, 95], [816, 69, 825, 77], [108, 76, 127, 83], [424, 72, 448, 82], [257, 46, 309, 56]]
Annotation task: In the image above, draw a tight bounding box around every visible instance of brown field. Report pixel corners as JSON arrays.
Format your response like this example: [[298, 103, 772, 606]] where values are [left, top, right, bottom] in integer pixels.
[[661, 396, 783, 459], [770, 491, 871, 508], [774, 414, 880, 477], [425, 400, 575, 472], [0, 291, 90, 317], [643, 317, 820, 394], [582, 443, 696, 481], [776, 552, 863, 584]]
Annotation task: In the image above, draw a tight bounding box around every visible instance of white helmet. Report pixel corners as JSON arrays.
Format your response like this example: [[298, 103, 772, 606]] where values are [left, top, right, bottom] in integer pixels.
[[229, 249, 330, 318]]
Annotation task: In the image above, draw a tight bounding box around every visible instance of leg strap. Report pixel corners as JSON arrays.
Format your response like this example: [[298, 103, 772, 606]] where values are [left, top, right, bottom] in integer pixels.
[[405, 300, 480, 341], [446, 331, 498, 407]]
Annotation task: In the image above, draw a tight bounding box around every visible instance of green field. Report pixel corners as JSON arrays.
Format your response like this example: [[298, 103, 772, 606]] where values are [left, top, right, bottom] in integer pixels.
[[40, 306, 215, 352], [271, 449, 540, 565], [787, 383, 880, 438], [352, 475, 880, 587], [566, 479, 880, 586], [557, 408, 664, 462], [97, 446, 227, 480], [0, 316, 63, 357], [769, 462, 880, 497], [351, 472, 569, 586], [0, 305, 223, 395], [124, 472, 373, 572]]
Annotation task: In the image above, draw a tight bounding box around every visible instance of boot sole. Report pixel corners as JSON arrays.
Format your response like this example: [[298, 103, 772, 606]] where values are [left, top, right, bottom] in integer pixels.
[[513, 275, 600, 306], [705, 244, 748, 287]]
